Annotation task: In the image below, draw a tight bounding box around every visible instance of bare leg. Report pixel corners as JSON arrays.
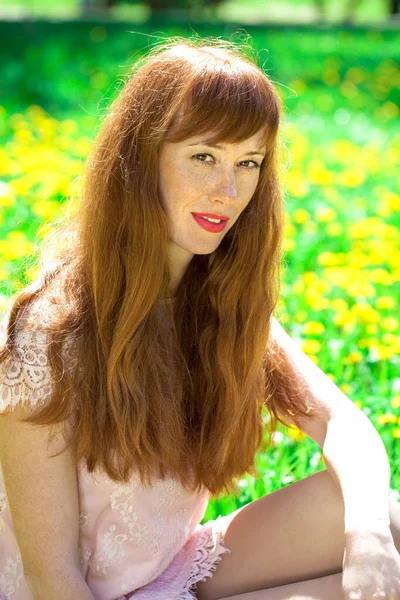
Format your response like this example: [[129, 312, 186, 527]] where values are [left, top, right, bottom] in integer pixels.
[[219, 572, 343, 600], [216, 496, 400, 600]]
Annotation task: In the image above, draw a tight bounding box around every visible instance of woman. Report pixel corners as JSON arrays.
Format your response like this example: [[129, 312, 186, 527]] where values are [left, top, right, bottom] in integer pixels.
[[0, 36, 399, 600]]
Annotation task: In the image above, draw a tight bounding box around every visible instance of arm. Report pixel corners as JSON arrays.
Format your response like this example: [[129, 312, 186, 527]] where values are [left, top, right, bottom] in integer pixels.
[[322, 412, 400, 599], [26, 568, 95, 600], [270, 317, 392, 536], [0, 402, 85, 582], [322, 409, 391, 535]]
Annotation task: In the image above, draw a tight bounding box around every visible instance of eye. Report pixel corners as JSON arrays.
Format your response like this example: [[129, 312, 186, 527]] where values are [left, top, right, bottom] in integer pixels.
[[191, 154, 261, 169], [192, 153, 213, 164], [241, 159, 261, 170]]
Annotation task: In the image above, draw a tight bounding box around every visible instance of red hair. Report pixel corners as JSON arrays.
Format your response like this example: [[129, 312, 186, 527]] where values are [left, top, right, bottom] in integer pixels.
[[0, 36, 317, 499]]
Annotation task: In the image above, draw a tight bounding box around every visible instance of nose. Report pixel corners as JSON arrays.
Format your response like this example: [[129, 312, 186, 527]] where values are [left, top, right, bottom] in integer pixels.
[[213, 169, 237, 203]]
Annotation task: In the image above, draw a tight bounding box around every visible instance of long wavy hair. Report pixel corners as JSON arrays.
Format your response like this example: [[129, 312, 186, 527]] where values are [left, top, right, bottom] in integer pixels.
[[0, 36, 318, 498]]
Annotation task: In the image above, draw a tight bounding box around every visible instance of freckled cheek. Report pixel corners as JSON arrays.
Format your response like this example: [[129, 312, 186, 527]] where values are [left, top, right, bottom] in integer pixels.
[[171, 174, 203, 204], [161, 181, 199, 217]]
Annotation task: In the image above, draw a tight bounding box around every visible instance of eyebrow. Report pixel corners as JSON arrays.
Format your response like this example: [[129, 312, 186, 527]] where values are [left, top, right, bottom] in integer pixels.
[[187, 141, 266, 157]]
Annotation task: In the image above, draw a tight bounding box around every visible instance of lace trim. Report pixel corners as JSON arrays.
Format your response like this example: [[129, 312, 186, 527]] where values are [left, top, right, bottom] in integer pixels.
[[177, 518, 231, 600], [119, 515, 231, 600], [0, 301, 76, 414]]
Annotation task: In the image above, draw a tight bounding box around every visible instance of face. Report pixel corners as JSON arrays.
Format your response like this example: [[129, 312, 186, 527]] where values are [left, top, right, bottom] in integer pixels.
[[158, 129, 266, 292]]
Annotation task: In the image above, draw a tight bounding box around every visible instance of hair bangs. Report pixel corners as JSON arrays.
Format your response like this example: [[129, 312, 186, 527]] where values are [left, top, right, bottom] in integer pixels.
[[164, 62, 280, 150]]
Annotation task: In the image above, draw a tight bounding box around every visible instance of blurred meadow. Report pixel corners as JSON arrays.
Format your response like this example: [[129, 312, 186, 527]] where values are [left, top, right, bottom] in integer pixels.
[[0, 18, 399, 521]]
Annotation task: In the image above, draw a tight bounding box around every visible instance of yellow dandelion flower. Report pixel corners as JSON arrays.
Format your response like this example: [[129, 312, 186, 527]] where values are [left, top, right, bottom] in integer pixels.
[[292, 208, 310, 224], [302, 271, 316, 284], [301, 339, 321, 354], [349, 252, 370, 269], [318, 252, 340, 267], [1, 237, 34, 261], [376, 345, 393, 360], [331, 298, 348, 312], [14, 129, 34, 144], [391, 395, 400, 409], [333, 310, 352, 327], [393, 429, 400, 439], [383, 192, 400, 211], [313, 279, 332, 294], [376, 297, 395, 310], [309, 354, 320, 365], [366, 324, 379, 335], [354, 400, 363, 409], [307, 160, 334, 186], [32, 199, 62, 220], [308, 297, 330, 311], [348, 219, 377, 239], [344, 352, 363, 364], [377, 414, 397, 425], [352, 303, 380, 324], [382, 317, 399, 332], [377, 190, 400, 216], [340, 383, 352, 394], [369, 269, 393, 285], [332, 139, 357, 156], [337, 168, 366, 187], [348, 281, 375, 298], [303, 321, 325, 335]]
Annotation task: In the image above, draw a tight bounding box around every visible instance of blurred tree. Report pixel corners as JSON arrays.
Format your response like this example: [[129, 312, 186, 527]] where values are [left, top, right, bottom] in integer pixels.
[[391, 0, 399, 14], [80, 0, 224, 16], [136, 0, 224, 11], [81, 0, 399, 20], [313, 0, 399, 22], [81, 0, 113, 13]]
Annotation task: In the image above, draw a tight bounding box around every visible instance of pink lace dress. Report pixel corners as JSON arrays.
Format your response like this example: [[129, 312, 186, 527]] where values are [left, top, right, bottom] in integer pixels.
[[0, 301, 231, 600]]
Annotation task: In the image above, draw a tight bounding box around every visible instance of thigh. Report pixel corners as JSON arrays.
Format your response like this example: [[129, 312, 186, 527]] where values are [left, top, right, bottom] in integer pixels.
[[195, 469, 345, 600]]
